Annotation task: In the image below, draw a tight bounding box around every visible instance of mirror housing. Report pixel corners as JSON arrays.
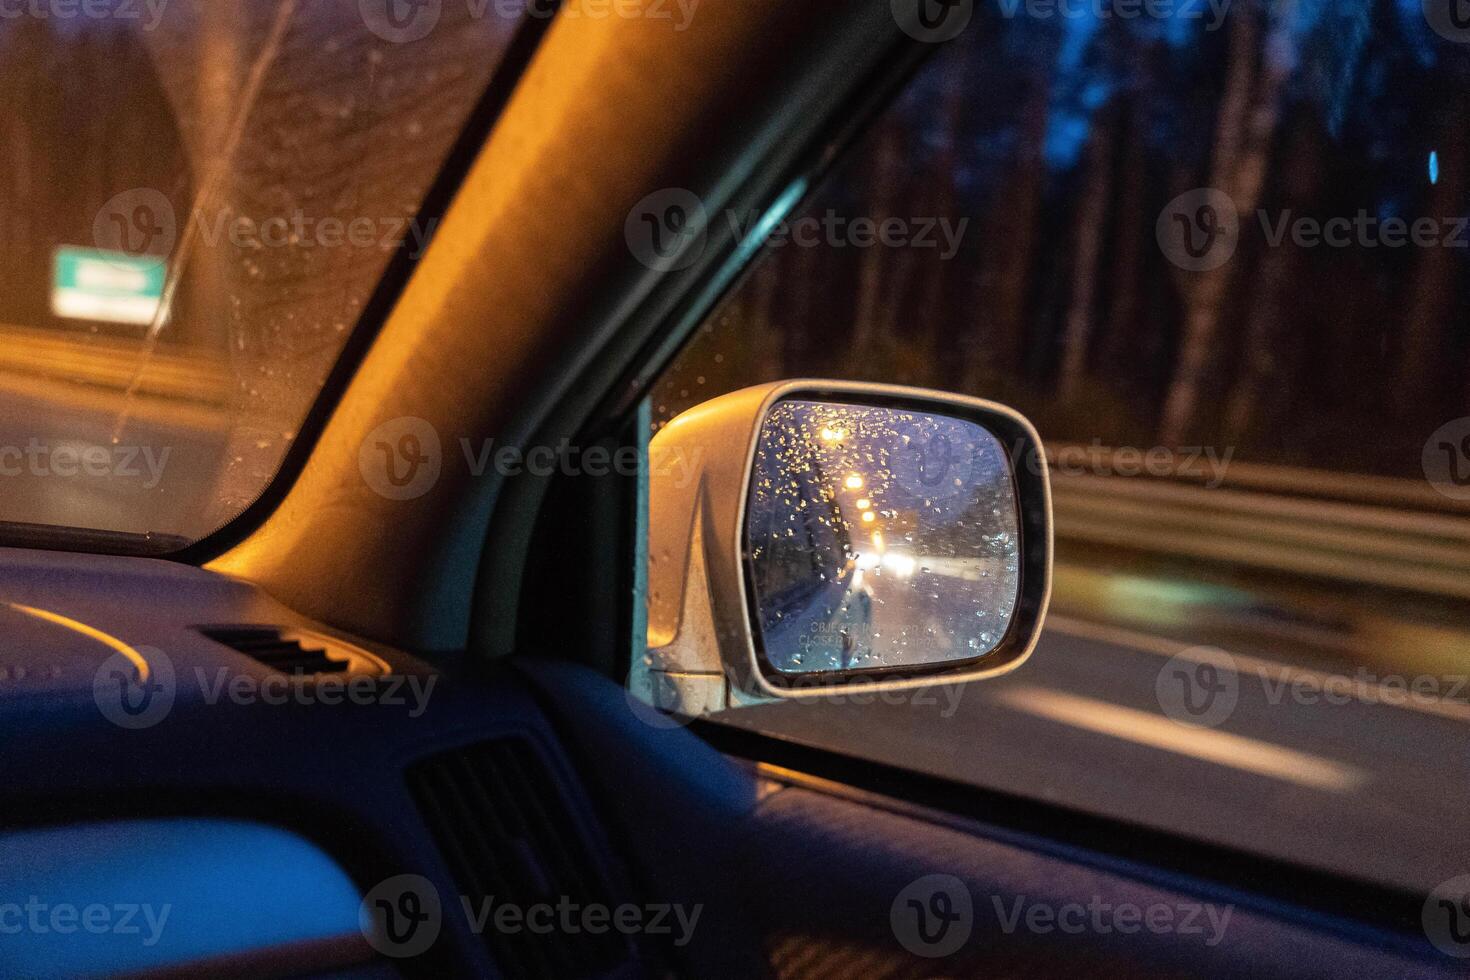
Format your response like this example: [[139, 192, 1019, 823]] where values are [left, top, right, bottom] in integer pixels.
[[632, 381, 1053, 719]]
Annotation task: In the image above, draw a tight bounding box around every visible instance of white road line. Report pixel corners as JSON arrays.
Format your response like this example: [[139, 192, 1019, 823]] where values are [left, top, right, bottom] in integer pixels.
[[995, 686, 1369, 793], [1044, 614, 1470, 726]]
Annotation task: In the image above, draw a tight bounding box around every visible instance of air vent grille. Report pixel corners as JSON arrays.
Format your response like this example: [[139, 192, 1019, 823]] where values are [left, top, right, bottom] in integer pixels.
[[198, 626, 374, 676], [409, 740, 635, 979]]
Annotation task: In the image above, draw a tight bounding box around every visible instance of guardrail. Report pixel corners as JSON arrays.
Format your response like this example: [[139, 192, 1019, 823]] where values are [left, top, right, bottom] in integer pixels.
[[1047, 445, 1470, 601], [0, 324, 233, 432], [0, 324, 231, 405]]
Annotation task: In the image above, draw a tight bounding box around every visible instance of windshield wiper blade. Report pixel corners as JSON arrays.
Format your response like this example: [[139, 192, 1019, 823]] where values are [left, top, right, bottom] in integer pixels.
[[0, 521, 192, 557]]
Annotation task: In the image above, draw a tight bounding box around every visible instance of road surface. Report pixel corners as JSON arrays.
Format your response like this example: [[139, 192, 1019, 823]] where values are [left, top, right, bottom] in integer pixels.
[[719, 611, 1470, 897]]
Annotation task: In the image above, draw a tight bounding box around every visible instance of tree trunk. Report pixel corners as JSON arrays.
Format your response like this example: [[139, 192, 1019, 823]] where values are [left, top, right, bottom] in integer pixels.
[[1058, 104, 1117, 401], [1223, 118, 1320, 443], [1159, 8, 1292, 445], [848, 117, 907, 375], [964, 69, 1051, 394], [1099, 99, 1146, 390]]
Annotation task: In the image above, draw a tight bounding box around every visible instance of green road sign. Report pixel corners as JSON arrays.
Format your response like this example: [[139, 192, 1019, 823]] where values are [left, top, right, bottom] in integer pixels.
[[51, 246, 166, 327]]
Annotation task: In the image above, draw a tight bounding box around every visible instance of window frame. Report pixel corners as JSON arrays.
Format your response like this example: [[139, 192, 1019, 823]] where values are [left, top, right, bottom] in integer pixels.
[[549, 8, 1458, 943]]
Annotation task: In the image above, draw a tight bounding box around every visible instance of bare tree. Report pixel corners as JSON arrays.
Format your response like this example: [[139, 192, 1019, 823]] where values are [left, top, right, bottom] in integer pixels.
[[1097, 97, 1151, 408], [848, 116, 908, 376], [1223, 117, 1321, 442], [1057, 103, 1117, 401], [1159, 6, 1294, 446], [963, 68, 1051, 395]]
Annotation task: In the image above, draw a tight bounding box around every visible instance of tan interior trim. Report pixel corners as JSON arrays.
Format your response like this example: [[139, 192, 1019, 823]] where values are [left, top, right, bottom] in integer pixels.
[[209, 0, 890, 652]]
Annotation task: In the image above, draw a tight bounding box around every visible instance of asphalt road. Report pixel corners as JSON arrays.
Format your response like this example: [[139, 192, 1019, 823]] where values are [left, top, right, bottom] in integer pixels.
[[719, 611, 1470, 898], [0, 383, 228, 540]]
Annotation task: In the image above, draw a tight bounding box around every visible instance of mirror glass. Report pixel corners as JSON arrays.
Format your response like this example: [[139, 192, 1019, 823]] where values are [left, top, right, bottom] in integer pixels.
[[745, 400, 1022, 677]]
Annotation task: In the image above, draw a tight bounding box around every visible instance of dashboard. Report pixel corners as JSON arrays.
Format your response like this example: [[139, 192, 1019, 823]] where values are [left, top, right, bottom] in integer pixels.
[[0, 547, 649, 979], [0, 820, 366, 978], [0, 546, 1458, 979]]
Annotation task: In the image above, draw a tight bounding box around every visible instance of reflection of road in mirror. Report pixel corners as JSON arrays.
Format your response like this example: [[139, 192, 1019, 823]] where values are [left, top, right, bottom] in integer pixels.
[[746, 401, 1021, 675]]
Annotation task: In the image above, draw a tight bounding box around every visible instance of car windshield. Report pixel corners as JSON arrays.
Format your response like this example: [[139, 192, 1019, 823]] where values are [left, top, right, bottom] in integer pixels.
[[0, 0, 519, 548]]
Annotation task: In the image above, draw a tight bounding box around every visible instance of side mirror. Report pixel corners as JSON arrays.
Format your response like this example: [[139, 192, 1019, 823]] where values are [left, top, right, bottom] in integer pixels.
[[632, 381, 1053, 718]]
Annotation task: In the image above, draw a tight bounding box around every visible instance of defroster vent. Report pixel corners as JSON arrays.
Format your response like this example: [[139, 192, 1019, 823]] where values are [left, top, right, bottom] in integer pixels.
[[198, 626, 388, 677]]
